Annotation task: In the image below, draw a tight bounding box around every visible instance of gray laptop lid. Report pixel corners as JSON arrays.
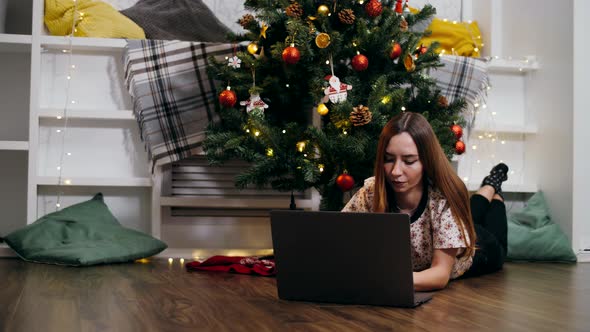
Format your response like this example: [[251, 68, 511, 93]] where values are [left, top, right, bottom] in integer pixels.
[[270, 210, 432, 307]]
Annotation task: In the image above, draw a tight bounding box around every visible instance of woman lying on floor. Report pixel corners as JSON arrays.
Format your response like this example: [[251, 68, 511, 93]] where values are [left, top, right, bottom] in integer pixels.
[[343, 112, 508, 291]]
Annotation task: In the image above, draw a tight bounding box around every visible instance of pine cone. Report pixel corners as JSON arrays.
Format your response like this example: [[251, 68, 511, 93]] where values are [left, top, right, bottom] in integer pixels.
[[399, 17, 408, 32], [239, 14, 255, 29], [338, 8, 356, 25], [350, 105, 372, 126], [286, 2, 303, 18], [438, 95, 449, 108]]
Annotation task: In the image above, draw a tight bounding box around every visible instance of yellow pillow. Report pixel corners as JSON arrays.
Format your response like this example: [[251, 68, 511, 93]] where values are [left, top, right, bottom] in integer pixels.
[[419, 18, 484, 57], [44, 0, 145, 39]]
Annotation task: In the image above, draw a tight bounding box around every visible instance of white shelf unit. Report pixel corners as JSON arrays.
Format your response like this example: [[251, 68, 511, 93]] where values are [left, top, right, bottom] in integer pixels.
[[23, 0, 153, 235], [456, 56, 539, 195], [0, 0, 32, 242]]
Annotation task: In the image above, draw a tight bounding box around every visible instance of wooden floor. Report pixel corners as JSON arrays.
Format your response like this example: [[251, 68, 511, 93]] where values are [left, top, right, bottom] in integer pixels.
[[0, 258, 588, 332]]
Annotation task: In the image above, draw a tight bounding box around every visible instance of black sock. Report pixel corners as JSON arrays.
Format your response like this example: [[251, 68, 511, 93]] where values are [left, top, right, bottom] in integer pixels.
[[481, 163, 509, 197]]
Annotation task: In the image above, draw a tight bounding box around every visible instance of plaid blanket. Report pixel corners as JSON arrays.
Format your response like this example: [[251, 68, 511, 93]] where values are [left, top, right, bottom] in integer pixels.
[[123, 39, 234, 170], [429, 55, 490, 131]]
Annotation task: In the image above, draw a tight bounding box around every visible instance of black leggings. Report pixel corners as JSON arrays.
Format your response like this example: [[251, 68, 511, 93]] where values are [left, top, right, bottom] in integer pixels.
[[461, 194, 508, 278]]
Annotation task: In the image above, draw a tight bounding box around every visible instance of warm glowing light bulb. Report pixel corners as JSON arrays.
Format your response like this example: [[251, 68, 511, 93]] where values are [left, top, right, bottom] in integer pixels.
[[254, 130, 260, 137], [296, 141, 306, 152], [168, 258, 173, 264], [180, 258, 185, 264]]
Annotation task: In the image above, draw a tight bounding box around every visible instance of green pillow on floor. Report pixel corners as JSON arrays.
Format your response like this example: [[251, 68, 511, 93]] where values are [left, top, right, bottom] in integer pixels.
[[507, 191, 576, 262], [4, 193, 166, 266]]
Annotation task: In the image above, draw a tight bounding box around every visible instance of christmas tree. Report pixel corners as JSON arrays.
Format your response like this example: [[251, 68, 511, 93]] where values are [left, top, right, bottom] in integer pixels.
[[204, 0, 466, 210]]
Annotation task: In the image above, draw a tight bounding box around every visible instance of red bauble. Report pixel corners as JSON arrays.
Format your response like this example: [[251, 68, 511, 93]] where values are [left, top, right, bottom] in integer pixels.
[[219, 89, 237, 108], [389, 43, 402, 60], [282, 45, 301, 65], [365, 0, 383, 18], [455, 140, 466, 155], [336, 173, 355, 191], [450, 124, 463, 139], [415, 44, 428, 56], [351, 54, 369, 72]]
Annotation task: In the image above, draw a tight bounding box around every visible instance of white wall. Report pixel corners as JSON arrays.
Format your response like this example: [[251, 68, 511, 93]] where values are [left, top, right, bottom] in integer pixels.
[[573, 0, 590, 251], [500, 0, 574, 242]]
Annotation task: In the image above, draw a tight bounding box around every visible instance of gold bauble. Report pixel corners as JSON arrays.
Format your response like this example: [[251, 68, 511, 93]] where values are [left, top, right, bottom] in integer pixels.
[[247, 43, 259, 55], [317, 5, 330, 16], [315, 33, 331, 49], [317, 103, 329, 116]]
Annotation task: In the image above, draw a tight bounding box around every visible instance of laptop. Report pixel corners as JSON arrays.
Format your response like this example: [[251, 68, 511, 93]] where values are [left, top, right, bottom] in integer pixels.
[[270, 210, 433, 308]]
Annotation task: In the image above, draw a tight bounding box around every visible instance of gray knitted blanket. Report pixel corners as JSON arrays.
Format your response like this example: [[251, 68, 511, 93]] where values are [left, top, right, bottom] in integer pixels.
[[121, 0, 232, 42]]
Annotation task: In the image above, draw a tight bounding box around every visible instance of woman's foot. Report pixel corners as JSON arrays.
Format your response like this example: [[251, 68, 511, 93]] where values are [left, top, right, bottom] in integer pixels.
[[481, 163, 509, 198]]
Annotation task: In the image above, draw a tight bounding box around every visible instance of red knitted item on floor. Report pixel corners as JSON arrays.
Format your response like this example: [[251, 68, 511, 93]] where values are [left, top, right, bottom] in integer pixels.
[[185, 255, 276, 276]]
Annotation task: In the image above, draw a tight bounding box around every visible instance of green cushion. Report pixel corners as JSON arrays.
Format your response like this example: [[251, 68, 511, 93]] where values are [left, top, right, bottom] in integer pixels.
[[507, 191, 576, 262], [4, 193, 167, 266]]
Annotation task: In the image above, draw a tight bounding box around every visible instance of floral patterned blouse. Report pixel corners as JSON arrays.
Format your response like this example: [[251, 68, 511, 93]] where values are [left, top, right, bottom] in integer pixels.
[[342, 177, 473, 279]]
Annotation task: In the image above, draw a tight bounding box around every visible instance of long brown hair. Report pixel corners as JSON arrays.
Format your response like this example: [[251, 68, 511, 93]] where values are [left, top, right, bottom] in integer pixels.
[[372, 112, 475, 258]]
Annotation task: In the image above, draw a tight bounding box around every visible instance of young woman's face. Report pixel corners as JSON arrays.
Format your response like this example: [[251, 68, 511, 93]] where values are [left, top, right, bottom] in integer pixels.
[[383, 132, 424, 194]]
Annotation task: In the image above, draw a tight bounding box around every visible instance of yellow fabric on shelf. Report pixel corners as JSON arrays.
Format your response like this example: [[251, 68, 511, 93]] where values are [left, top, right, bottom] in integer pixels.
[[44, 0, 145, 39], [419, 18, 484, 57]]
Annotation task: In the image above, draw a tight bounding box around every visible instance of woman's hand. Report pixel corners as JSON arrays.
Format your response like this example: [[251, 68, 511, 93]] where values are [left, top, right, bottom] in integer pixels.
[[413, 248, 458, 291]]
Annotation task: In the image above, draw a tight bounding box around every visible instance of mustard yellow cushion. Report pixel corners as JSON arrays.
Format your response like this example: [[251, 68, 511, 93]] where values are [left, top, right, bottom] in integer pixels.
[[419, 18, 484, 57], [44, 0, 145, 39]]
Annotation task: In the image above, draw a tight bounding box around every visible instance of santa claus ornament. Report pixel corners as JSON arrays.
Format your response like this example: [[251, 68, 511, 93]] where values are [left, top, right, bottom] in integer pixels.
[[240, 93, 269, 117], [323, 75, 353, 104]]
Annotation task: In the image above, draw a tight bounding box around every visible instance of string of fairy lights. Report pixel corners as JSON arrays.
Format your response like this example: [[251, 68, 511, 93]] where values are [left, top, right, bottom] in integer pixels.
[[54, 0, 83, 209]]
